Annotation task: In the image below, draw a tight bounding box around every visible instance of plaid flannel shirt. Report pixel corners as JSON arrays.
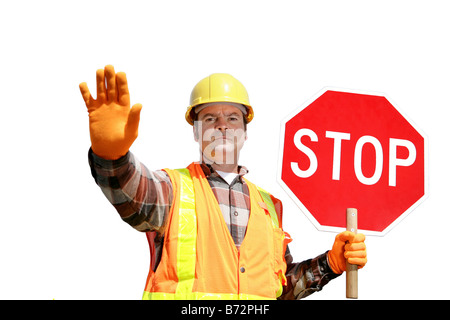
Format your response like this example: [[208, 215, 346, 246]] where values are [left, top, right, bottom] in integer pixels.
[[88, 148, 339, 299]]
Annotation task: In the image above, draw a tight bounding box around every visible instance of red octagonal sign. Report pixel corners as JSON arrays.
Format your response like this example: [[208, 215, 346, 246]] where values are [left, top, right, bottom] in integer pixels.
[[278, 88, 427, 236]]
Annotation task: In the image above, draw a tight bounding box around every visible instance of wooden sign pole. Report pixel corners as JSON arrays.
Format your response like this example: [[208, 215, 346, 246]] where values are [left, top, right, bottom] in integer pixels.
[[346, 208, 358, 299]]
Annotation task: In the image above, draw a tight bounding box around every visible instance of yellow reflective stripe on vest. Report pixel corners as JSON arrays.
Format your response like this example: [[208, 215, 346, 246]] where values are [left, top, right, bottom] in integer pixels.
[[174, 168, 197, 296], [256, 186, 283, 297], [256, 186, 279, 229], [143, 291, 273, 300]]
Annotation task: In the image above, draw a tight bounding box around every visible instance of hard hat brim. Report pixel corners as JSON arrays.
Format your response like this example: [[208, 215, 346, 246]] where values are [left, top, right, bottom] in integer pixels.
[[185, 103, 254, 126]]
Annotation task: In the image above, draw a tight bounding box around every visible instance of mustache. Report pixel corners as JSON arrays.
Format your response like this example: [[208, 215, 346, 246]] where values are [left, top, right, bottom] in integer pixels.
[[211, 133, 231, 141]]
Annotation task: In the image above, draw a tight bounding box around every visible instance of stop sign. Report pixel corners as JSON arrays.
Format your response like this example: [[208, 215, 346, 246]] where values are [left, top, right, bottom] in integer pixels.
[[278, 88, 427, 235]]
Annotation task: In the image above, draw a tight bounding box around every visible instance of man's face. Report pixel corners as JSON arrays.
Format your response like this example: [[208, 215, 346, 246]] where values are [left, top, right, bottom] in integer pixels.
[[194, 104, 247, 165]]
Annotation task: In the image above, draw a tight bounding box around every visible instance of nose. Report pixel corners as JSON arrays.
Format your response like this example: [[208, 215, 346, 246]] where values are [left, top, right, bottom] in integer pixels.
[[215, 116, 228, 132]]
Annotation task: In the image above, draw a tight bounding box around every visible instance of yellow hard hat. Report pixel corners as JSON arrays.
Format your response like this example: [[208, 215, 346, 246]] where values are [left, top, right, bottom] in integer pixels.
[[185, 73, 254, 125]]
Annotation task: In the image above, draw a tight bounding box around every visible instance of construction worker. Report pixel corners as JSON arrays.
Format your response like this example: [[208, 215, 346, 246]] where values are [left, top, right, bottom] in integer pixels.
[[79, 65, 367, 300]]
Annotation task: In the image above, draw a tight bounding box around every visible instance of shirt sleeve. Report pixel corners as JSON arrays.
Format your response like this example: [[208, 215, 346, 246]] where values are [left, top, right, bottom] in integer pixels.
[[279, 249, 340, 300], [88, 148, 173, 233]]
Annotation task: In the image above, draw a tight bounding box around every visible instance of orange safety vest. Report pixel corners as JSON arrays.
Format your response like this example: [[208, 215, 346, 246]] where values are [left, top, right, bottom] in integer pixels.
[[142, 162, 292, 300]]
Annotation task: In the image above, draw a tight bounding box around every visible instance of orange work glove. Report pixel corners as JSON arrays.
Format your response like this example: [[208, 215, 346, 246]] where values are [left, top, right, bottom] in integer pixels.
[[328, 231, 367, 274], [79, 65, 142, 160]]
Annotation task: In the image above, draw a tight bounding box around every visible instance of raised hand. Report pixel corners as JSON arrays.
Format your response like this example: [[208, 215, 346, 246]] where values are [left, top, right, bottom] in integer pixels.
[[79, 65, 142, 160]]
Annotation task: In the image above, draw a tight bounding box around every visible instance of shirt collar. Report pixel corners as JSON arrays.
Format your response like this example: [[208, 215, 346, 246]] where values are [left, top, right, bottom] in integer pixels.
[[199, 163, 249, 179]]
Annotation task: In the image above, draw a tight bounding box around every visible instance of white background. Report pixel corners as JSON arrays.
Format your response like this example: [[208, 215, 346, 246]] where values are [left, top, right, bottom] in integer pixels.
[[1, 0, 448, 300]]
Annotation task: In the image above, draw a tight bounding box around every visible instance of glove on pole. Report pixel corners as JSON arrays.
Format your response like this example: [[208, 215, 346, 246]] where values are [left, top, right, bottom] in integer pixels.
[[328, 231, 367, 274]]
